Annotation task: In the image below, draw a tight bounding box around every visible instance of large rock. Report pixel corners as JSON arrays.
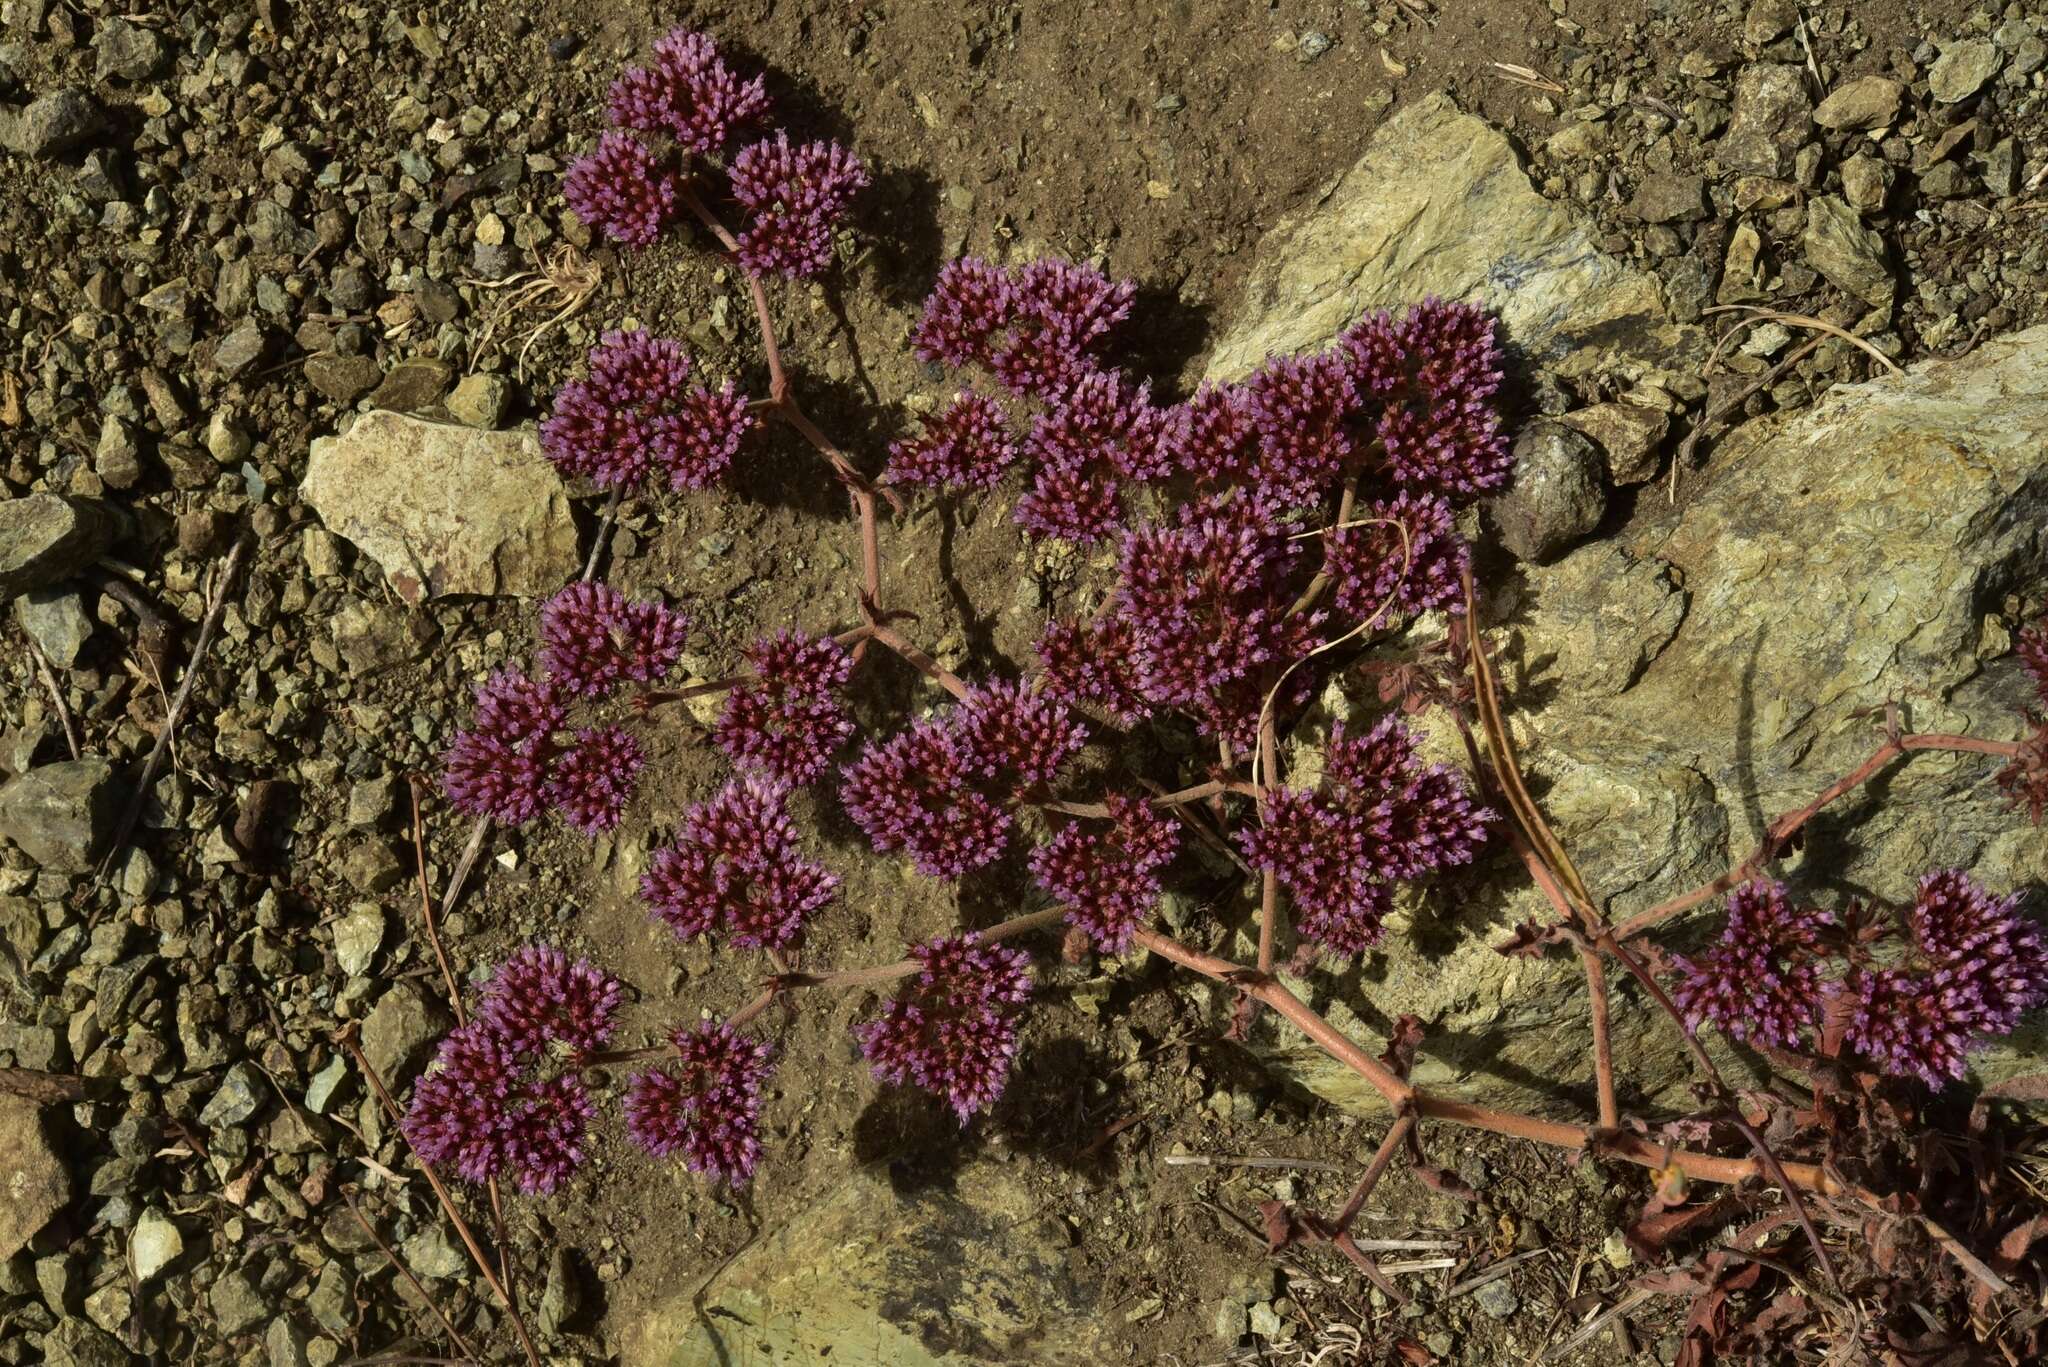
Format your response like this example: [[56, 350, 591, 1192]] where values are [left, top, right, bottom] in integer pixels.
[[636, 1163, 1110, 1366], [1204, 92, 1704, 388], [0, 758, 116, 872], [0, 495, 120, 603], [302, 412, 579, 602], [0, 88, 104, 159], [1241, 327, 2048, 1117], [0, 1096, 72, 1260]]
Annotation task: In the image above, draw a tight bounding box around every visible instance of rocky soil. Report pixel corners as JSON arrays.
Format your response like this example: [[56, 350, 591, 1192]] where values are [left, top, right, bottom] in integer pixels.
[[1, 2, 2044, 1365]]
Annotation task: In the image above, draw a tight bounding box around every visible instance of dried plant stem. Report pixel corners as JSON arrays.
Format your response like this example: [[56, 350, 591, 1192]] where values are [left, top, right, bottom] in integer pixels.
[[98, 535, 252, 879], [1333, 1113, 1416, 1232], [25, 636, 80, 759], [1254, 714, 1283, 981], [1611, 727, 2022, 942], [341, 1029, 542, 1367], [340, 1184, 481, 1362], [866, 621, 972, 699], [1041, 778, 1252, 819]]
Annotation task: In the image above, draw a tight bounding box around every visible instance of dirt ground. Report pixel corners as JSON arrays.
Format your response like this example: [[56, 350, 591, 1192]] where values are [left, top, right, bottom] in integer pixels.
[[2, 0, 2044, 1363]]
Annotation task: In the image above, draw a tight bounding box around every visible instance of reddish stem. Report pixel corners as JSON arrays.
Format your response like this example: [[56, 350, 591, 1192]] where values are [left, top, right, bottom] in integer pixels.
[[867, 621, 973, 699]]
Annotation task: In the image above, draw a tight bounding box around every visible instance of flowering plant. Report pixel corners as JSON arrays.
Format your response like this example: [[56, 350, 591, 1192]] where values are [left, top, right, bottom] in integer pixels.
[[372, 27, 2048, 1364]]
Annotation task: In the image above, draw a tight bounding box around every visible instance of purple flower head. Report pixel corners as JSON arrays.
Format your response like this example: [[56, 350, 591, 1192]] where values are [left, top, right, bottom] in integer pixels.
[[607, 29, 769, 157], [625, 1023, 777, 1184], [1158, 382, 1259, 494], [730, 133, 868, 278], [953, 679, 1090, 790], [1015, 370, 1169, 543], [1244, 349, 1358, 507], [714, 629, 857, 785], [541, 330, 693, 490], [641, 778, 841, 950], [1324, 491, 1469, 625], [563, 132, 678, 248], [1030, 794, 1179, 952], [1034, 616, 1154, 728], [477, 945, 624, 1058], [856, 933, 1033, 1122], [1345, 301, 1512, 500], [1670, 881, 1832, 1051], [1239, 716, 1494, 956], [668, 381, 755, 491], [911, 257, 1135, 400], [841, 720, 1014, 879], [1841, 967, 1972, 1087], [911, 258, 1013, 370], [547, 726, 646, 834], [538, 583, 689, 699], [441, 669, 564, 825], [1909, 869, 2048, 1038], [1114, 498, 1323, 748], [884, 392, 1018, 491], [402, 1019, 602, 1195]]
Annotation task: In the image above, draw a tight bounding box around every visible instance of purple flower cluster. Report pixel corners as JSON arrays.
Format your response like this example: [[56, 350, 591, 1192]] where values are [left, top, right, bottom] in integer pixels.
[[730, 133, 871, 278], [1029, 795, 1179, 952], [402, 949, 623, 1195], [442, 585, 684, 833], [607, 30, 768, 156], [1015, 371, 1172, 544], [856, 934, 1033, 1121], [640, 779, 840, 950], [1671, 882, 1833, 1050], [841, 681, 1088, 878], [624, 1023, 777, 1184], [1237, 715, 1494, 955], [1672, 870, 2048, 1087], [912, 257, 1136, 400], [883, 393, 1018, 492], [567, 28, 863, 278], [540, 330, 755, 492], [1323, 491, 1469, 626], [562, 132, 678, 248], [714, 630, 857, 785]]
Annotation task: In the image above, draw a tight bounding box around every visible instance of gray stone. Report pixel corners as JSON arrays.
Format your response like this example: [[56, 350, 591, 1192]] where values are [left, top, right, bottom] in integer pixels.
[[1474, 1277, 1520, 1319], [0, 758, 115, 872], [210, 1268, 267, 1336], [1929, 39, 2003, 102], [212, 320, 270, 380], [640, 1162, 1110, 1365], [401, 1225, 467, 1280], [0, 1096, 70, 1260], [308, 1262, 352, 1336], [0, 88, 103, 158], [40, 1318, 127, 1367], [330, 599, 436, 676], [304, 1055, 350, 1114], [367, 358, 455, 412], [1841, 155, 1890, 214], [92, 19, 164, 81], [304, 411, 580, 602], [1919, 161, 1972, 199], [15, 588, 93, 668], [446, 372, 514, 429], [1242, 326, 2048, 1118], [1628, 172, 1705, 224], [199, 1061, 265, 1129], [362, 982, 451, 1082], [304, 354, 382, 406], [345, 777, 400, 829], [1802, 194, 1893, 307], [1558, 403, 1670, 485], [129, 1208, 181, 1282], [332, 903, 383, 976], [1204, 93, 1702, 389], [206, 412, 253, 466], [1719, 64, 1811, 176], [1486, 420, 1606, 564], [540, 1248, 580, 1334], [94, 416, 142, 490], [265, 1315, 310, 1367], [1811, 75, 1904, 130], [0, 494, 120, 602]]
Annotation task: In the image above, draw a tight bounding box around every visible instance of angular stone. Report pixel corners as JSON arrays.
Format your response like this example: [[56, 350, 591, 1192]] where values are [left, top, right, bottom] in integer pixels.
[[94, 416, 142, 490], [0, 494, 121, 602], [1802, 194, 1894, 307], [367, 357, 455, 412], [1627, 172, 1705, 224], [40, 1317, 126, 1367], [303, 412, 579, 602], [210, 1269, 267, 1336], [361, 982, 452, 1082], [1930, 39, 2002, 102], [1719, 64, 1811, 176], [304, 354, 382, 406], [446, 372, 514, 429], [331, 903, 384, 975], [635, 1163, 1111, 1365], [1811, 75, 1904, 130], [0, 1097, 71, 1259], [1841, 155, 1890, 214], [212, 320, 271, 380], [0, 758, 116, 872], [15, 588, 93, 668], [1558, 402, 1670, 485], [330, 599, 436, 676], [0, 89, 104, 158], [199, 1061, 265, 1129], [93, 19, 164, 81], [1717, 221, 1768, 304], [129, 1208, 182, 1282], [1204, 93, 1702, 387], [1246, 326, 2048, 1118], [1486, 420, 1606, 564]]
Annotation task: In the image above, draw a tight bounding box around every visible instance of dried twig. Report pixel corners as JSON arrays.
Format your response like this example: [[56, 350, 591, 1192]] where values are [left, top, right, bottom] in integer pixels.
[[24, 636, 80, 760], [340, 1184, 481, 1363]]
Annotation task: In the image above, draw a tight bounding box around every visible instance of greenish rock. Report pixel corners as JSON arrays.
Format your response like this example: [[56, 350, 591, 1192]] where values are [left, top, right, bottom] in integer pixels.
[[1203, 93, 1703, 389], [0, 758, 116, 873], [304, 1055, 350, 1114], [367, 358, 456, 412], [1718, 64, 1811, 176], [1230, 326, 2048, 1117], [1930, 38, 2002, 102], [361, 982, 452, 1082], [445, 372, 514, 429], [15, 588, 93, 668], [211, 1268, 267, 1336], [0, 1096, 71, 1260], [0, 495, 120, 603], [39, 1317, 127, 1367], [303, 411, 578, 603], [1558, 403, 1670, 486], [1802, 194, 1894, 307], [199, 1061, 265, 1129], [1811, 75, 1904, 130], [640, 1163, 1110, 1366], [400, 1225, 466, 1280], [308, 1262, 352, 1336], [129, 1209, 181, 1282]]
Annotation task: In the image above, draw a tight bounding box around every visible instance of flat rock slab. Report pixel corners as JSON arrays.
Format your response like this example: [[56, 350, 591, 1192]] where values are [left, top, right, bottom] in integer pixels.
[[302, 411, 579, 602], [0, 494, 120, 604], [0, 757, 116, 873], [1205, 90, 1703, 385], [640, 1163, 1109, 1366], [0, 1095, 72, 1260]]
